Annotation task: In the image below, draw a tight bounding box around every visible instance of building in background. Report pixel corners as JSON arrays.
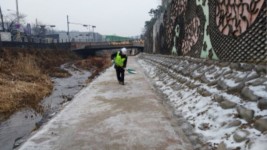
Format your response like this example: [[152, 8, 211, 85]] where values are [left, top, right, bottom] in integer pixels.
[[0, 32, 11, 41], [59, 31, 103, 43]]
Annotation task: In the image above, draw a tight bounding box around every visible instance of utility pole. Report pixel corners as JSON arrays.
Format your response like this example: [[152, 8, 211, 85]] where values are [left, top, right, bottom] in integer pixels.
[[67, 15, 70, 42], [16, 0, 19, 23], [15, 0, 21, 41]]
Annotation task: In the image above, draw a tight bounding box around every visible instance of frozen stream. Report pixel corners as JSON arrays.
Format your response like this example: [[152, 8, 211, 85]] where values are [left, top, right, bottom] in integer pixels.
[[0, 64, 91, 150]]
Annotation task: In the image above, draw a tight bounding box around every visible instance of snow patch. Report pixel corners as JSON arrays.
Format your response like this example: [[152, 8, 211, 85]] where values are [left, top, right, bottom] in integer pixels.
[[138, 58, 267, 150], [249, 85, 267, 99]]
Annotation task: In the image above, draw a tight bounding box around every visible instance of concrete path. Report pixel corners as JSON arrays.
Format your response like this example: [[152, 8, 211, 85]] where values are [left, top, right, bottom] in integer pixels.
[[19, 57, 193, 150]]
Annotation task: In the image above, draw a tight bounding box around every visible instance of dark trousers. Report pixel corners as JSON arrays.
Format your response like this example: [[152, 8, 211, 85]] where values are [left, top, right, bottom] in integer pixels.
[[115, 67, 125, 83]]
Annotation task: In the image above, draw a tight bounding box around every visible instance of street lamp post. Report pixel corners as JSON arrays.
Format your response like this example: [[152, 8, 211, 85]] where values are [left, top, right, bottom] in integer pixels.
[[92, 25, 96, 42], [66, 16, 96, 42], [83, 24, 91, 42], [49, 25, 55, 34], [37, 24, 56, 43], [67, 15, 70, 42], [48, 25, 56, 42]]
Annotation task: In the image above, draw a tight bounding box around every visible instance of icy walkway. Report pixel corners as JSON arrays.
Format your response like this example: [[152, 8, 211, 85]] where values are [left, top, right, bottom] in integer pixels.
[[19, 57, 193, 150]]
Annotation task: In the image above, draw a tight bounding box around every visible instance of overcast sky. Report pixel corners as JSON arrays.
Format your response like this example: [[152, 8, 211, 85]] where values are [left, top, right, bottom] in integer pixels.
[[0, 0, 160, 37]]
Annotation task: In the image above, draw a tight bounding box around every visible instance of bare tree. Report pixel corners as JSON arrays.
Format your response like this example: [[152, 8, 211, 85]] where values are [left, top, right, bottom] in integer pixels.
[[2, 12, 27, 41], [3, 12, 26, 30], [0, 6, 5, 31]]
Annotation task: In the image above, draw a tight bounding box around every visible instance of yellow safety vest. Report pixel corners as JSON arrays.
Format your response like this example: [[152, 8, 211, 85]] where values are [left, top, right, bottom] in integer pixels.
[[115, 52, 126, 67]]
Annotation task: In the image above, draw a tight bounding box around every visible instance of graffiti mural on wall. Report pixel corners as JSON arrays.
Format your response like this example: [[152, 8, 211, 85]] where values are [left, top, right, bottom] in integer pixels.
[[209, 0, 267, 62], [196, 0, 219, 60], [159, 0, 213, 58], [181, 17, 200, 55], [148, 0, 267, 63], [162, 0, 188, 54], [216, 0, 265, 36]]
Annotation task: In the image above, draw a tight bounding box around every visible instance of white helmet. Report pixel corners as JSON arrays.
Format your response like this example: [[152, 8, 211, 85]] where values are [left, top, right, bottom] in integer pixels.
[[121, 48, 127, 55]]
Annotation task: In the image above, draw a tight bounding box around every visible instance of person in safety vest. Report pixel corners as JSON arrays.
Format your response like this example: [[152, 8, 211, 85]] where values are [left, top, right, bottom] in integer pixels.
[[111, 48, 128, 85]]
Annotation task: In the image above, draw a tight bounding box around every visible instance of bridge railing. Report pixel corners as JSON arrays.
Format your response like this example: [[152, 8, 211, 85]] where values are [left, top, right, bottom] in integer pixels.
[[72, 40, 144, 45]]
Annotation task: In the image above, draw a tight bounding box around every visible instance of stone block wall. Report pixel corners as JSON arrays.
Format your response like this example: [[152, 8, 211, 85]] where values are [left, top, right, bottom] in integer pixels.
[[138, 53, 267, 149]]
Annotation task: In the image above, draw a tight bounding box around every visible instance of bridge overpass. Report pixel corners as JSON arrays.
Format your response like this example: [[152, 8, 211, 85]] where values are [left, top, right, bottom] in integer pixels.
[[71, 41, 144, 57], [0, 40, 144, 57]]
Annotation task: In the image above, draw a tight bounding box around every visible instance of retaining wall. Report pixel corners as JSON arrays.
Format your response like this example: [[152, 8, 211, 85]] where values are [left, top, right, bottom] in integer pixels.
[[145, 0, 267, 63]]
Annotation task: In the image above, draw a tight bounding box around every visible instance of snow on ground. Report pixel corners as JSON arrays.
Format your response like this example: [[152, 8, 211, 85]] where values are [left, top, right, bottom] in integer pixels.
[[138, 59, 267, 150], [249, 85, 267, 99]]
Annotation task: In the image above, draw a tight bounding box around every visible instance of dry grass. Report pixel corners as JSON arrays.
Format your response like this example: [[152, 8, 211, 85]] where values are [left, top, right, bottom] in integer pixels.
[[0, 48, 77, 117], [75, 53, 112, 82], [0, 48, 112, 120], [0, 79, 52, 113]]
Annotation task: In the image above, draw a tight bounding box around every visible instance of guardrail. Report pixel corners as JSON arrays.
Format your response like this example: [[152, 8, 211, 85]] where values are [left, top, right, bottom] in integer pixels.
[[0, 41, 144, 51], [71, 41, 144, 50]]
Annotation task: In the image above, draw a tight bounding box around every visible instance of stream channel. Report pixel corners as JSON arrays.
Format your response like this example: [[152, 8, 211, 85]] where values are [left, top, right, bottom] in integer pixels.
[[0, 64, 91, 150]]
